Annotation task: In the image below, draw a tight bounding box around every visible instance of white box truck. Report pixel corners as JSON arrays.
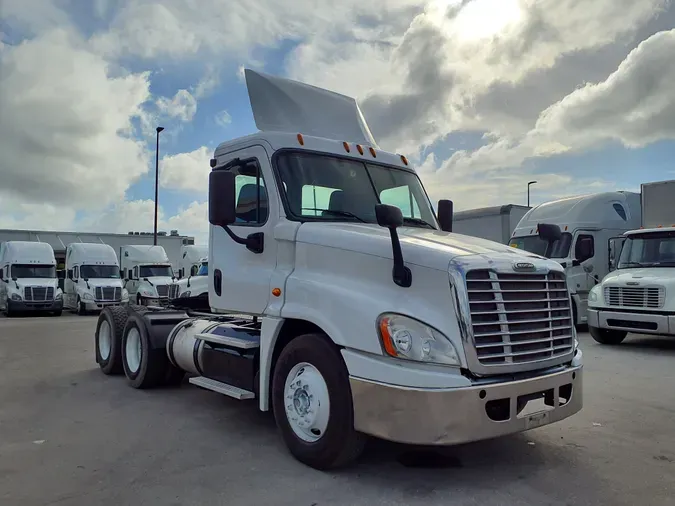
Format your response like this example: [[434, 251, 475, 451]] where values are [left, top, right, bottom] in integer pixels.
[[509, 191, 642, 327], [120, 245, 179, 306], [92, 69, 583, 470], [588, 180, 675, 343], [178, 245, 208, 279], [0, 241, 63, 316], [64, 243, 129, 314]]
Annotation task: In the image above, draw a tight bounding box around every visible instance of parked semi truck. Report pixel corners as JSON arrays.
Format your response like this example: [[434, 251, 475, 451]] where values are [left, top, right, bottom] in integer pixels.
[[510, 191, 641, 327], [63, 243, 128, 314], [0, 240, 63, 316], [588, 180, 675, 344], [175, 256, 209, 310], [453, 204, 530, 244], [92, 69, 583, 470], [177, 245, 208, 279], [120, 245, 179, 305]]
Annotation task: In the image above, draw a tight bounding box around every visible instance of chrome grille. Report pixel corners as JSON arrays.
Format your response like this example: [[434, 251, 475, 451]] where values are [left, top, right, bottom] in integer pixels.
[[156, 285, 169, 297], [466, 270, 574, 366], [95, 287, 122, 301], [169, 284, 180, 299], [23, 286, 54, 301], [604, 286, 664, 309]]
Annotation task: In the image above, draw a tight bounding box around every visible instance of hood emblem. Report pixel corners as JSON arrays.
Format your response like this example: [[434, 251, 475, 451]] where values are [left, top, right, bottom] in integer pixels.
[[626, 281, 639, 286], [513, 261, 536, 272]]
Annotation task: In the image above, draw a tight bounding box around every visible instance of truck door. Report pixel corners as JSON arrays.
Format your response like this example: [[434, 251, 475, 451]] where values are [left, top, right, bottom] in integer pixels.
[[608, 236, 626, 272], [64, 268, 75, 308], [209, 144, 279, 315], [568, 232, 596, 320]]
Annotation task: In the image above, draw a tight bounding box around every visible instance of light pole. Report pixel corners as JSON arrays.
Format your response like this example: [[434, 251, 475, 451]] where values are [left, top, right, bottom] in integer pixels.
[[527, 180, 537, 207], [154, 126, 164, 246]]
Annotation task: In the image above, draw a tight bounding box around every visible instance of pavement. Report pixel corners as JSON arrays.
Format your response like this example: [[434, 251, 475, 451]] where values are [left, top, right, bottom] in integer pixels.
[[1, 313, 674, 506]]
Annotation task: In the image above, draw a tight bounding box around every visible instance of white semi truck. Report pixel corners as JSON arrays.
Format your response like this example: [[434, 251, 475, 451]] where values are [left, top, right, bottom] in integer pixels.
[[0, 240, 63, 316], [177, 245, 208, 279], [92, 69, 583, 470], [588, 180, 675, 344], [510, 191, 642, 327], [120, 245, 179, 306], [63, 243, 129, 314], [175, 257, 208, 298]]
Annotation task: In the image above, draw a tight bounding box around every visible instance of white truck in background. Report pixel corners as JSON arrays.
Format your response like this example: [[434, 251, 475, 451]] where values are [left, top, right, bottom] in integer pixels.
[[178, 245, 208, 279], [63, 243, 128, 315], [92, 69, 583, 470], [588, 180, 675, 344], [176, 256, 208, 298], [509, 191, 641, 327], [120, 245, 179, 306], [0, 241, 63, 316], [453, 204, 530, 244]]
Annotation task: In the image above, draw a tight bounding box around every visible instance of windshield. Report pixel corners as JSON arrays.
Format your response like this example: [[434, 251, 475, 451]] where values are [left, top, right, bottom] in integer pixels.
[[197, 262, 208, 276], [509, 232, 572, 259], [139, 265, 174, 278], [11, 264, 56, 278], [80, 265, 120, 279], [275, 152, 439, 228], [617, 231, 675, 268]]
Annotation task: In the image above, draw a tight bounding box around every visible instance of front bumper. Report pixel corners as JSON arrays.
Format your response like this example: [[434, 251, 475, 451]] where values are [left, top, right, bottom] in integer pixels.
[[8, 299, 63, 312], [84, 300, 125, 310], [350, 363, 582, 446], [588, 308, 675, 335]]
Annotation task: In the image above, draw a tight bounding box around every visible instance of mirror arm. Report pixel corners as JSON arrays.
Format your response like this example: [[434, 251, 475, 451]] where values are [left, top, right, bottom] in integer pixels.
[[387, 227, 412, 288], [221, 225, 264, 254]]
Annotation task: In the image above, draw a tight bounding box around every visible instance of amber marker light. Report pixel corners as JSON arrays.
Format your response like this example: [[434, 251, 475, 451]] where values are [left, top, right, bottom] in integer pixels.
[[356, 144, 364, 155], [400, 155, 408, 165], [378, 316, 398, 357], [297, 133, 304, 145], [369, 147, 376, 157], [272, 288, 282, 297], [343, 141, 350, 153]]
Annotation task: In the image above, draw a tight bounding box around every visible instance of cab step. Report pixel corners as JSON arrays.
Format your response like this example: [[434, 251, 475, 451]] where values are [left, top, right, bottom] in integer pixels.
[[194, 331, 260, 349], [188, 376, 255, 400]]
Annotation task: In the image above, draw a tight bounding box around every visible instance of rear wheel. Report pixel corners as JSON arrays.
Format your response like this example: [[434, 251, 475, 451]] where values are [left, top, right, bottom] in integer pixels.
[[96, 306, 129, 375], [272, 333, 366, 470], [589, 326, 627, 345]]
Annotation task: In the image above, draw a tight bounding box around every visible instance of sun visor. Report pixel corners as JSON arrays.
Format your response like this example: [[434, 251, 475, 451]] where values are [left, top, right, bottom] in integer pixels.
[[244, 69, 379, 148]]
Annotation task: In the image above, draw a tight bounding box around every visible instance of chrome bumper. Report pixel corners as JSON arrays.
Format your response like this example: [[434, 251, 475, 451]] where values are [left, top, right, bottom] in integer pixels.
[[588, 308, 675, 335], [350, 364, 582, 446]]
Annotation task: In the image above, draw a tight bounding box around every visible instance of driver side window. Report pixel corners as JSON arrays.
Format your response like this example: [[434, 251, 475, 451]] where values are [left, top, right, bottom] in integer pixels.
[[133, 266, 138, 279], [379, 185, 421, 218], [575, 234, 595, 262], [73, 266, 79, 279], [233, 160, 267, 225]]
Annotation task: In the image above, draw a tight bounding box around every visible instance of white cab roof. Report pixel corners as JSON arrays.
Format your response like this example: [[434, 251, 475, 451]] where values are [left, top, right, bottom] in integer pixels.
[[181, 245, 208, 263], [121, 245, 170, 263], [67, 243, 118, 266], [244, 69, 378, 147], [1, 240, 56, 264], [625, 225, 675, 236]]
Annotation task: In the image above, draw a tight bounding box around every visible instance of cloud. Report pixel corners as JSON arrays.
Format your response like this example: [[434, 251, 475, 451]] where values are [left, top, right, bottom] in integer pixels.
[[156, 89, 198, 122], [444, 28, 675, 174], [215, 110, 232, 126], [0, 28, 151, 209], [159, 146, 211, 193], [193, 64, 220, 99]]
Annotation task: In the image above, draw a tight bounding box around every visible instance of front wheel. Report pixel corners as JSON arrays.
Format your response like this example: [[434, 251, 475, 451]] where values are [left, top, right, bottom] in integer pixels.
[[271, 333, 366, 470], [77, 296, 86, 315], [589, 326, 627, 345]]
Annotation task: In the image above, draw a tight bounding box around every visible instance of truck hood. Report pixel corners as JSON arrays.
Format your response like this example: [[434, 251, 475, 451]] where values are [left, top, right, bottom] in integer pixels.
[[602, 267, 675, 286], [176, 276, 206, 287], [79, 279, 124, 288], [13, 278, 58, 288], [141, 277, 176, 286], [296, 222, 546, 271]]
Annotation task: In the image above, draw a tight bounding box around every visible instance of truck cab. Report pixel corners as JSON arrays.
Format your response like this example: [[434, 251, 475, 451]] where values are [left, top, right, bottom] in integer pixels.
[[177, 245, 208, 279], [64, 243, 128, 314], [0, 241, 63, 316], [175, 257, 208, 299], [510, 191, 641, 326], [93, 68, 583, 471], [588, 180, 675, 343], [120, 245, 178, 306]]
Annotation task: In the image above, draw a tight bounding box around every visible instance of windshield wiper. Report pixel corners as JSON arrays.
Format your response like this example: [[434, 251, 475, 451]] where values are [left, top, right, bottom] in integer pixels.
[[620, 262, 647, 267], [402, 217, 435, 229], [303, 208, 367, 223]]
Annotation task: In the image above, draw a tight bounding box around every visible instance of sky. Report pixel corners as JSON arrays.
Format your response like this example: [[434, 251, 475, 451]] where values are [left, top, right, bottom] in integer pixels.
[[1, 0, 674, 246]]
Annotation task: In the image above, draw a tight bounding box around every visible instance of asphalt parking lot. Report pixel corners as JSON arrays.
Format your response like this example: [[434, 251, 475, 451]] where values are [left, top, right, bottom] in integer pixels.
[[1, 314, 674, 506]]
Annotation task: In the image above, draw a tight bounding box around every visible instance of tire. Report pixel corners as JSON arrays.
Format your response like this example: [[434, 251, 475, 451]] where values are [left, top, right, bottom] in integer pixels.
[[96, 306, 129, 375], [136, 294, 143, 306], [77, 296, 86, 316], [589, 325, 627, 345], [5, 301, 15, 318], [271, 333, 366, 470], [121, 313, 177, 389]]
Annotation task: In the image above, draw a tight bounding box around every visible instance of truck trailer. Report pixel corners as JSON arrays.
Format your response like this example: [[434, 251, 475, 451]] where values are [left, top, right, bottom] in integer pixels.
[[453, 204, 530, 244], [92, 69, 583, 470], [588, 180, 675, 343]]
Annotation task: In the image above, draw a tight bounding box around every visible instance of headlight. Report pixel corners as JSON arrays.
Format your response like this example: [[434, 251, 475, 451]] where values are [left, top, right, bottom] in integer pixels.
[[11, 293, 22, 301], [141, 290, 154, 296], [377, 313, 461, 366], [122, 289, 129, 301], [55, 292, 63, 300], [181, 290, 191, 297], [83, 293, 94, 300], [588, 288, 598, 303]]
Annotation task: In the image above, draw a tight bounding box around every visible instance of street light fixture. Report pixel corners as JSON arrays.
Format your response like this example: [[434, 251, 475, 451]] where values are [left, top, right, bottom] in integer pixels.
[[154, 126, 164, 246], [527, 180, 537, 207]]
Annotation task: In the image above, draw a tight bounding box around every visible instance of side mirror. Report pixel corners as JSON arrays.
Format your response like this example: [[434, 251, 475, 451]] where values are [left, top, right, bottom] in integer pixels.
[[538, 223, 562, 242], [12, 276, 17, 282], [74, 279, 79, 283], [83, 277, 89, 282], [375, 203, 404, 228], [209, 169, 237, 227], [375, 204, 411, 288], [437, 199, 453, 232]]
